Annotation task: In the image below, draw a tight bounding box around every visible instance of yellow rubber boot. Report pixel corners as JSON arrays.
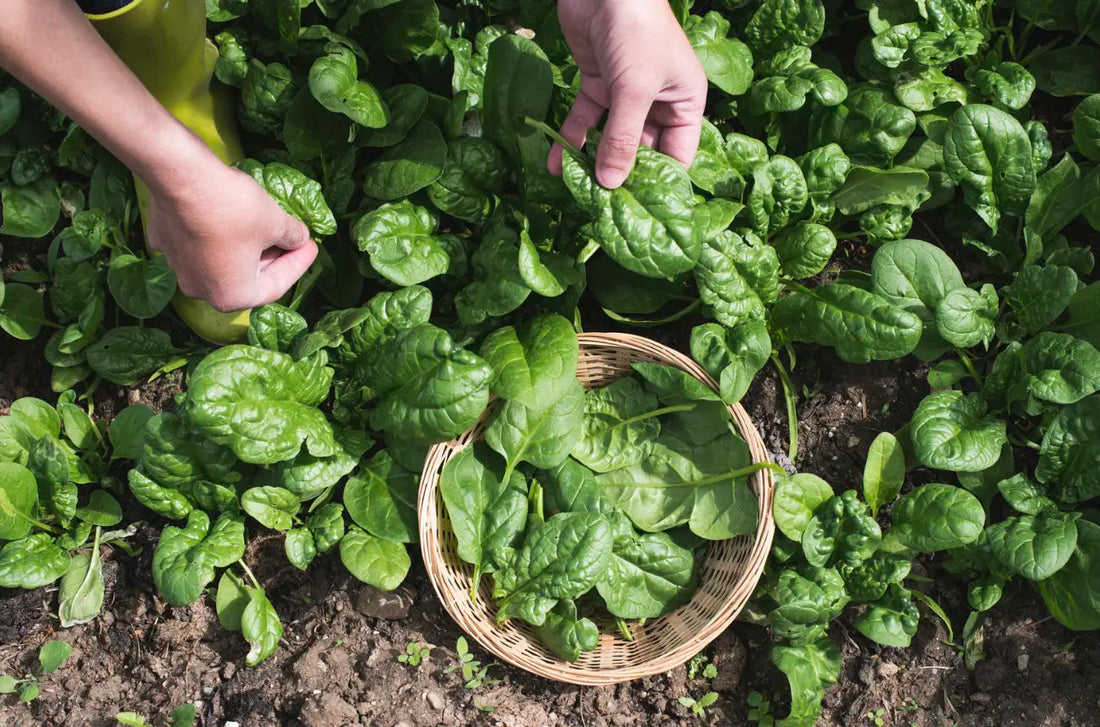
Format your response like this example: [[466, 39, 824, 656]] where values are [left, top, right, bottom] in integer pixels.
[[87, 0, 250, 344]]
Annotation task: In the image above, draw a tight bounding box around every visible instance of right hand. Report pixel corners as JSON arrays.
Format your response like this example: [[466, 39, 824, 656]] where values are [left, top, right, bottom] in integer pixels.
[[144, 157, 316, 313]]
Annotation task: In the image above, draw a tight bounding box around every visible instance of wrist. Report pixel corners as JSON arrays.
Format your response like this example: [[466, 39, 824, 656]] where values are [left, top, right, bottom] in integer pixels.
[[131, 118, 226, 202]]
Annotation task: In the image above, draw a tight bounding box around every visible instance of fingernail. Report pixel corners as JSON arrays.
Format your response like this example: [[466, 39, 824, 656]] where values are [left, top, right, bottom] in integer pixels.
[[598, 168, 628, 189]]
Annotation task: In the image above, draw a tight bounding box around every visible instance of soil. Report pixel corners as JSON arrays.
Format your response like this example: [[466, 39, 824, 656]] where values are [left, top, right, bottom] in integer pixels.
[[4, 325, 1100, 727]]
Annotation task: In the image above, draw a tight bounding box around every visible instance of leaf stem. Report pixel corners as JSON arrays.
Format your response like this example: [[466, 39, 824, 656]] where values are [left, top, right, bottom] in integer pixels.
[[617, 404, 698, 428], [601, 461, 783, 489], [955, 350, 983, 387], [771, 354, 799, 462], [524, 117, 585, 161], [237, 558, 261, 590], [289, 262, 324, 312]]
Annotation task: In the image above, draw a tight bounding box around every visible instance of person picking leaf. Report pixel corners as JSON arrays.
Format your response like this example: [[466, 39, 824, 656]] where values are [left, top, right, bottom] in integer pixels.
[[0, 0, 706, 341]]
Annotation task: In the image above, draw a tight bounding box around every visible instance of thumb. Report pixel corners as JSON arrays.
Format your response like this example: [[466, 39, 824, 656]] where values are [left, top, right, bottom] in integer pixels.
[[254, 241, 318, 306]]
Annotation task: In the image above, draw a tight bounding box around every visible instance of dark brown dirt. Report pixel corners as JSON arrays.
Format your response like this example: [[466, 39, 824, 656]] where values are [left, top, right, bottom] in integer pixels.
[[3, 323, 1100, 727]]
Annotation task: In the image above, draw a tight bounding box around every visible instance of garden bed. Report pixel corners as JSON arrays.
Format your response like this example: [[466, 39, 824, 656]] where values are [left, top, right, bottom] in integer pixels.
[[4, 0, 1100, 724], [3, 336, 1098, 726]]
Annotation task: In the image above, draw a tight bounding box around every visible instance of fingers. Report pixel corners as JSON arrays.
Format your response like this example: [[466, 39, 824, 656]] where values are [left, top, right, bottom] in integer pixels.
[[275, 213, 311, 251], [549, 88, 605, 175], [640, 120, 661, 151], [658, 121, 702, 171], [253, 241, 318, 308], [596, 83, 653, 189]]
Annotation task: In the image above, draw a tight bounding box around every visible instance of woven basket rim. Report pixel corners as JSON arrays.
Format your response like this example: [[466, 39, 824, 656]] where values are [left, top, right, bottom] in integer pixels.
[[418, 331, 776, 685]]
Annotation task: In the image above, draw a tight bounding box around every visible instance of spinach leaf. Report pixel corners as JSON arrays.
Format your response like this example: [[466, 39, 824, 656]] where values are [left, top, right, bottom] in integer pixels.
[[152, 511, 246, 606], [892, 483, 985, 552], [361, 121, 447, 201], [870, 239, 966, 360], [773, 473, 834, 542], [598, 432, 758, 539], [1003, 264, 1079, 334], [595, 530, 697, 619], [771, 639, 841, 727], [532, 600, 599, 663], [684, 11, 754, 95], [343, 450, 419, 544], [339, 525, 410, 590], [241, 486, 299, 531], [863, 432, 905, 517], [485, 379, 585, 474], [492, 512, 613, 626], [439, 444, 527, 582], [352, 201, 452, 286], [943, 104, 1036, 231], [366, 324, 493, 444], [308, 44, 387, 128], [1036, 394, 1100, 503], [0, 533, 70, 589], [183, 345, 336, 465], [695, 231, 779, 328], [479, 315, 579, 413], [986, 511, 1081, 580], [571, 377, 661, 473], [1036, 520, 1100, 630], [241, 587, 283, 666], [58, 537, 104, 627], [854, 585, 919, 648], [562, 148, 703, 279], [910, 391, 1007, 472], [0, 462, 38, 540], [771, 284, 922, 363], [690, 321, 772, 405]]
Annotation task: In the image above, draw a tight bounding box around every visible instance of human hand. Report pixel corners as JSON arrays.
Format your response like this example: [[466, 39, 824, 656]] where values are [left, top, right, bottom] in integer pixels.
[[549, 0, 708, 188], [144, 157, 317, 313]]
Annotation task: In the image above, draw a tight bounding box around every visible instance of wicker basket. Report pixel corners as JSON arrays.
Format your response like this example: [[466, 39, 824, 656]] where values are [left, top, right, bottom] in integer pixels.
[[418, 332, 776, 685]]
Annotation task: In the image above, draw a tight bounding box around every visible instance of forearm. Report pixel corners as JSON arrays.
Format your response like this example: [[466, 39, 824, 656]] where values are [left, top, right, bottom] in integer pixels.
[[0, 0, 218, 196]]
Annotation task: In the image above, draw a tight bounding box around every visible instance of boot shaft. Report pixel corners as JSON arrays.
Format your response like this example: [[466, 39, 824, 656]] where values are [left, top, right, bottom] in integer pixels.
[[86, 0, 213, 111]]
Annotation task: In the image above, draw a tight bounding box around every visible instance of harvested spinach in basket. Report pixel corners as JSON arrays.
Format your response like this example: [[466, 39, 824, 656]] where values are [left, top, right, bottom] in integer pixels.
[[440, 315, 769, 661]]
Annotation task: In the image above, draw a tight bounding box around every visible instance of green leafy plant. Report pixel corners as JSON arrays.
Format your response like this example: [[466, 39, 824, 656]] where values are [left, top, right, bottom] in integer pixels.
[[443, 637, 499, 690], [398, 642, 432, 667], [679, 691, 719, 719], [747, 691, 775, 727], [0, 640, 72, 703], [687, 652, 718, 680]]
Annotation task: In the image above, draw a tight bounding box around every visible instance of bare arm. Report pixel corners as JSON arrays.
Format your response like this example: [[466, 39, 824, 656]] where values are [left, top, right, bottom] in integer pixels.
[[0, 0, 315, 312]]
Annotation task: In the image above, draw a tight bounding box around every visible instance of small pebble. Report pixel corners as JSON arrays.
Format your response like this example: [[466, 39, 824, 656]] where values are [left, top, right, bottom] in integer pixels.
[[355, 585, 415, 620], [1018, 653, 1030, 671], [876, 661, 900, 678], [970, 693, 991, 704], [393, 722, 414, 727], [426, 690, 445, 710], [225, 722, 241, 727], [223, 662, 236, 680], [335, 600, 344, 612]]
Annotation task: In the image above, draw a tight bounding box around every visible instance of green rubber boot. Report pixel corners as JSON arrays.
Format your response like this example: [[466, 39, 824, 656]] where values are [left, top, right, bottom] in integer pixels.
[[87, 0, 250, 344]]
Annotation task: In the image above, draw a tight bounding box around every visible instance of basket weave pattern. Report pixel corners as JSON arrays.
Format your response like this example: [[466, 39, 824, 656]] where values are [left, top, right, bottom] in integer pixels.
[[418, 332, 776, 685]]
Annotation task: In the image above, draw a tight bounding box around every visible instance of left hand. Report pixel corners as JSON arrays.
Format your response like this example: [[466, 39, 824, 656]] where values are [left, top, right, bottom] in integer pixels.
[[549, 0, 708, 189]]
